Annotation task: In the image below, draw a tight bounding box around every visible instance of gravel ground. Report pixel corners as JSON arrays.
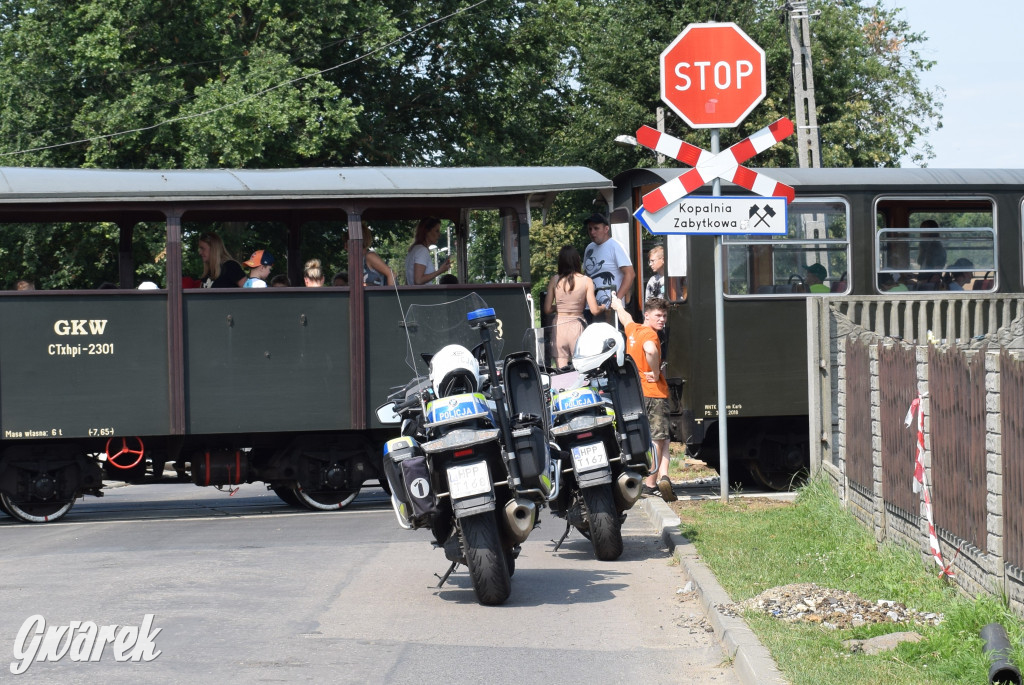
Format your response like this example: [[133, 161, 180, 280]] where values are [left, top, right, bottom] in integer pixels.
[[721, 582, 943, 630]]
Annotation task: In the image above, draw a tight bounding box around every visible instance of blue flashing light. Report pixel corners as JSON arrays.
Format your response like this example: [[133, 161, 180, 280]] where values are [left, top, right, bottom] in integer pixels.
[[467, 307, 496, 322]]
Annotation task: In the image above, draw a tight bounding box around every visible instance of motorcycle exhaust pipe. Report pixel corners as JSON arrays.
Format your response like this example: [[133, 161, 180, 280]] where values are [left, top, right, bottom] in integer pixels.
[[503, 498, 537, 544], [614, 470, 644, 508]]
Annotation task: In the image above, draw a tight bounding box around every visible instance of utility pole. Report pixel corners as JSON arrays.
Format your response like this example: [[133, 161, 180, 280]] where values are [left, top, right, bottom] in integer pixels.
[[785, 1, 821, 168]]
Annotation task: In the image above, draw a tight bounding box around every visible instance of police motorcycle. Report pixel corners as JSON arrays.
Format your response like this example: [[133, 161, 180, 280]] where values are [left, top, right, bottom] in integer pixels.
[[377, 294, 554, 606], [525, 319, 655, 561]]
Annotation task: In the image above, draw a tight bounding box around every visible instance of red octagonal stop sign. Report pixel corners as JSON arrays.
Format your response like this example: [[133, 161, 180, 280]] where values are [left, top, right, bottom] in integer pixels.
[[660, 22, 766, 129]]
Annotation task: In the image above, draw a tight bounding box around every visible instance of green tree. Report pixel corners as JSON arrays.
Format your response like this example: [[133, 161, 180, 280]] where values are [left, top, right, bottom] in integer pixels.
[[0, 0, 941, 172], [545, 0, 942, 182], [0, 0, 942, 288]]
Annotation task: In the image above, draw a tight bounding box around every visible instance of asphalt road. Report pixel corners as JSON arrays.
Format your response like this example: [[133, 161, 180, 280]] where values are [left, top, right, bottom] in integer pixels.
[[0, 483, 740, 684]]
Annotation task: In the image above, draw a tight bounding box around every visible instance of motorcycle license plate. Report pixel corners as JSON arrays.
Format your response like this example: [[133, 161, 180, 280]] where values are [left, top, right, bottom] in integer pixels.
[[571, 442, 609, 473], [447, 461, 491, 499]]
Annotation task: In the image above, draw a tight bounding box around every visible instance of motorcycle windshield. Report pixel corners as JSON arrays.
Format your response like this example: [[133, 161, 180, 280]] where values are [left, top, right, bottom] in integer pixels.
[[522, 320, 587, 393], [402, 293, 505, 379]]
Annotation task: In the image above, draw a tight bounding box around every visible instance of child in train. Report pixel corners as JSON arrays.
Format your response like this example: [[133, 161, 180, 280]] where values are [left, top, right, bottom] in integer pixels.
[[242, 250, 275, 288]]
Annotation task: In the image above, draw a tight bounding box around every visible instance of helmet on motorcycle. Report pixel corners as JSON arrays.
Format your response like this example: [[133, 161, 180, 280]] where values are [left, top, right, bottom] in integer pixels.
[[572, 322, 624, 373], [429, 344, 481, 397]]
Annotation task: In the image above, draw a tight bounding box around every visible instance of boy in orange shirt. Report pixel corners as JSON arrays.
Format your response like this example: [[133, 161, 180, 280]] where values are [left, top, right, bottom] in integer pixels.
[[610, 294, 675, 501]]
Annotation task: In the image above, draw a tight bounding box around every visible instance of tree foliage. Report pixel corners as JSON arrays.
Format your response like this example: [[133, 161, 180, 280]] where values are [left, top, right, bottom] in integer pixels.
[[550, 0, 942, 176], [0, 0, 942, 288]]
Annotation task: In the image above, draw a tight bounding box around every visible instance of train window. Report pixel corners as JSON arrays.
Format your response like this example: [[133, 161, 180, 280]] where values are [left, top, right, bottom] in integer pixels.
[[465, 211, 503, 283], [637, 235, 687, 303], [667, 235, 687, 302], [0, 219, 168, 290], [722, 199, 849, 296], [875, 199, 996, 293]]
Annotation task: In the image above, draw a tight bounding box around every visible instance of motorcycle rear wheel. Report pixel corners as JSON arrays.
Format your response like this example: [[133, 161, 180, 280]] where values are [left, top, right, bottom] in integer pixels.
[[461, 512, 512, 606], [582, 484, 623, 561]]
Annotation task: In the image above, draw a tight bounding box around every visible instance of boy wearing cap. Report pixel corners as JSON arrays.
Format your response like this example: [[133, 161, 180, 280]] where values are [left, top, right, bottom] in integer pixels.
[[243, 250, 275, 288], [804, 263, 830, 293]]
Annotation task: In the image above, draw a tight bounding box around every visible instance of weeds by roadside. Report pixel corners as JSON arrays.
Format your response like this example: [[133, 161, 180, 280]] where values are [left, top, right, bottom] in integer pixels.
[[670, 475, 1024, 684], [667, 443, 717, 482]]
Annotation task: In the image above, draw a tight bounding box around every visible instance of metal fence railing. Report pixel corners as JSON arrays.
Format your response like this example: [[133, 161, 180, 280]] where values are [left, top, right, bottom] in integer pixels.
[[879, 343, 919, 519], [1003, 349, 1024, 571], [844, 339, 873, 493], [929, 346, 988, 553], [808, 294, 1024, 610]]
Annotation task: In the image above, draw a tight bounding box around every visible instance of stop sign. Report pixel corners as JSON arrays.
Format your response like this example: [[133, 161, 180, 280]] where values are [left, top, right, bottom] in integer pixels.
[[660, 22, 766, 129]]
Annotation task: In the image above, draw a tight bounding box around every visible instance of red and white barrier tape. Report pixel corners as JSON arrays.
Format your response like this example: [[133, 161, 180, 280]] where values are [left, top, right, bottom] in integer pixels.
[[904, 394, 955, 578]]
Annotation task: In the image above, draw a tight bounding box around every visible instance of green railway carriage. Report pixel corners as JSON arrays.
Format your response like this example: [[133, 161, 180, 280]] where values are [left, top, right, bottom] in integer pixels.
[[613, 167, 1024, 489], [0, 166, 612, 522]]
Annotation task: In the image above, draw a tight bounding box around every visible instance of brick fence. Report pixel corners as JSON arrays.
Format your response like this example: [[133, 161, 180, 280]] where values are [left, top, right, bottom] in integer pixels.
[[807, 295, 1024, 614]]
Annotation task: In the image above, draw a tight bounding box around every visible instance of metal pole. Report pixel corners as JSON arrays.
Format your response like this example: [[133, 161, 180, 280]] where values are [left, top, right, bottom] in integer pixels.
[[656, 107, 667, 165], [711, 128, 730, 503]]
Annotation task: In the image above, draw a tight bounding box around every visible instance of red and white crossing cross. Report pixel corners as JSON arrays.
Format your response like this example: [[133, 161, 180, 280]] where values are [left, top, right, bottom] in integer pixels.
[[636, 117, 795, 213]]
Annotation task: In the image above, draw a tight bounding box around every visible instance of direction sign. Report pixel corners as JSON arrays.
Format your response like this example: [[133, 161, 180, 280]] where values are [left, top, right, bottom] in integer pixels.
[[634, 196, 788, 236], [660, 22, 766, 129]]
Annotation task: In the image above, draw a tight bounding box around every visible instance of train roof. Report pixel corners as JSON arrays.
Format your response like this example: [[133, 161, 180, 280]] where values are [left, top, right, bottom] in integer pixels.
[[613, 167, 1024, 206], [0, 166, 612, 203]]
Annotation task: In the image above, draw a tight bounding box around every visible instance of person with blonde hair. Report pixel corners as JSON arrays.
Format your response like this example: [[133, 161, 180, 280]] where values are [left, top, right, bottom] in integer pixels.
[[405, 217, 451, 285], [645, 244, 665, 301], [303, 258, 325, 287], [198, 232, 245, 288], [542, 245, 604, 369]]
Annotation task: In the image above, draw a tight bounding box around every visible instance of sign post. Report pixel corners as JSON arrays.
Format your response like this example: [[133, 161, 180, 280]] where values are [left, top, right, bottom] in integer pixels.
[[648, 22, 783, 502]]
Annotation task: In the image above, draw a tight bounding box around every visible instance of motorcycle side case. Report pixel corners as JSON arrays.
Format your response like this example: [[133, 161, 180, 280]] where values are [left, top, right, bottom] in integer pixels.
[[503, 351, 548, 421], [511, 421, 549, 483], [382, 436, 439, 522], [609, 356, 653, 472], [504, 351, 551, 492]]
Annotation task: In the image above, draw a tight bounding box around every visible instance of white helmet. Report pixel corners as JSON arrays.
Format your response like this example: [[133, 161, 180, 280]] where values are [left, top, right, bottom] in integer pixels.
[[573, 323, 624, 373], [429, 344, 481, 397]]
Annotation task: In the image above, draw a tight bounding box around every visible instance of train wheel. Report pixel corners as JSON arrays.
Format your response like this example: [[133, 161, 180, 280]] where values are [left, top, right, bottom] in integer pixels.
[[292, 484, 359, 511], [0, 492, 74, 523], [745, 461, 807, 492], [272, 485, 302, 507], [741, 439, 808, 492]]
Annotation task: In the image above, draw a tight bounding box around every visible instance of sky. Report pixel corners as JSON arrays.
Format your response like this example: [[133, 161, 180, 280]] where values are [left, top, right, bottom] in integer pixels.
[[882, 0, 1024, 168]]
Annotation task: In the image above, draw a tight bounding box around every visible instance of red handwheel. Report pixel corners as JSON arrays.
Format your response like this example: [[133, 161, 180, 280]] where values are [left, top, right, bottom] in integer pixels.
[[105, 437, 145, 470]]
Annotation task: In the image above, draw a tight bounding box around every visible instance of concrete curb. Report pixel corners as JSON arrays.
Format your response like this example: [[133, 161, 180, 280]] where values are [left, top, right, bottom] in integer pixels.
[[639, 496, 789, 685]]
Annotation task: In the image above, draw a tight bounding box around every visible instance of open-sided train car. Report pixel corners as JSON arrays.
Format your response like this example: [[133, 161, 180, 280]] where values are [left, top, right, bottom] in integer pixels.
[[613, 167, 1024, 489], [0, 166, 611, 522]]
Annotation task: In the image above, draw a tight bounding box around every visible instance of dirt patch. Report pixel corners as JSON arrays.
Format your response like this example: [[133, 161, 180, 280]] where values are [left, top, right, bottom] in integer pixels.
[[669, 496, 793, 520], [720, 582, 943, 630], [667, 452, 719, 482]]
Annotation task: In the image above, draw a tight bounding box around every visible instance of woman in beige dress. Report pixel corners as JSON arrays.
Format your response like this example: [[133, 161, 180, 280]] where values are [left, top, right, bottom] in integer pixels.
[[542, 246, 604, 369]]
